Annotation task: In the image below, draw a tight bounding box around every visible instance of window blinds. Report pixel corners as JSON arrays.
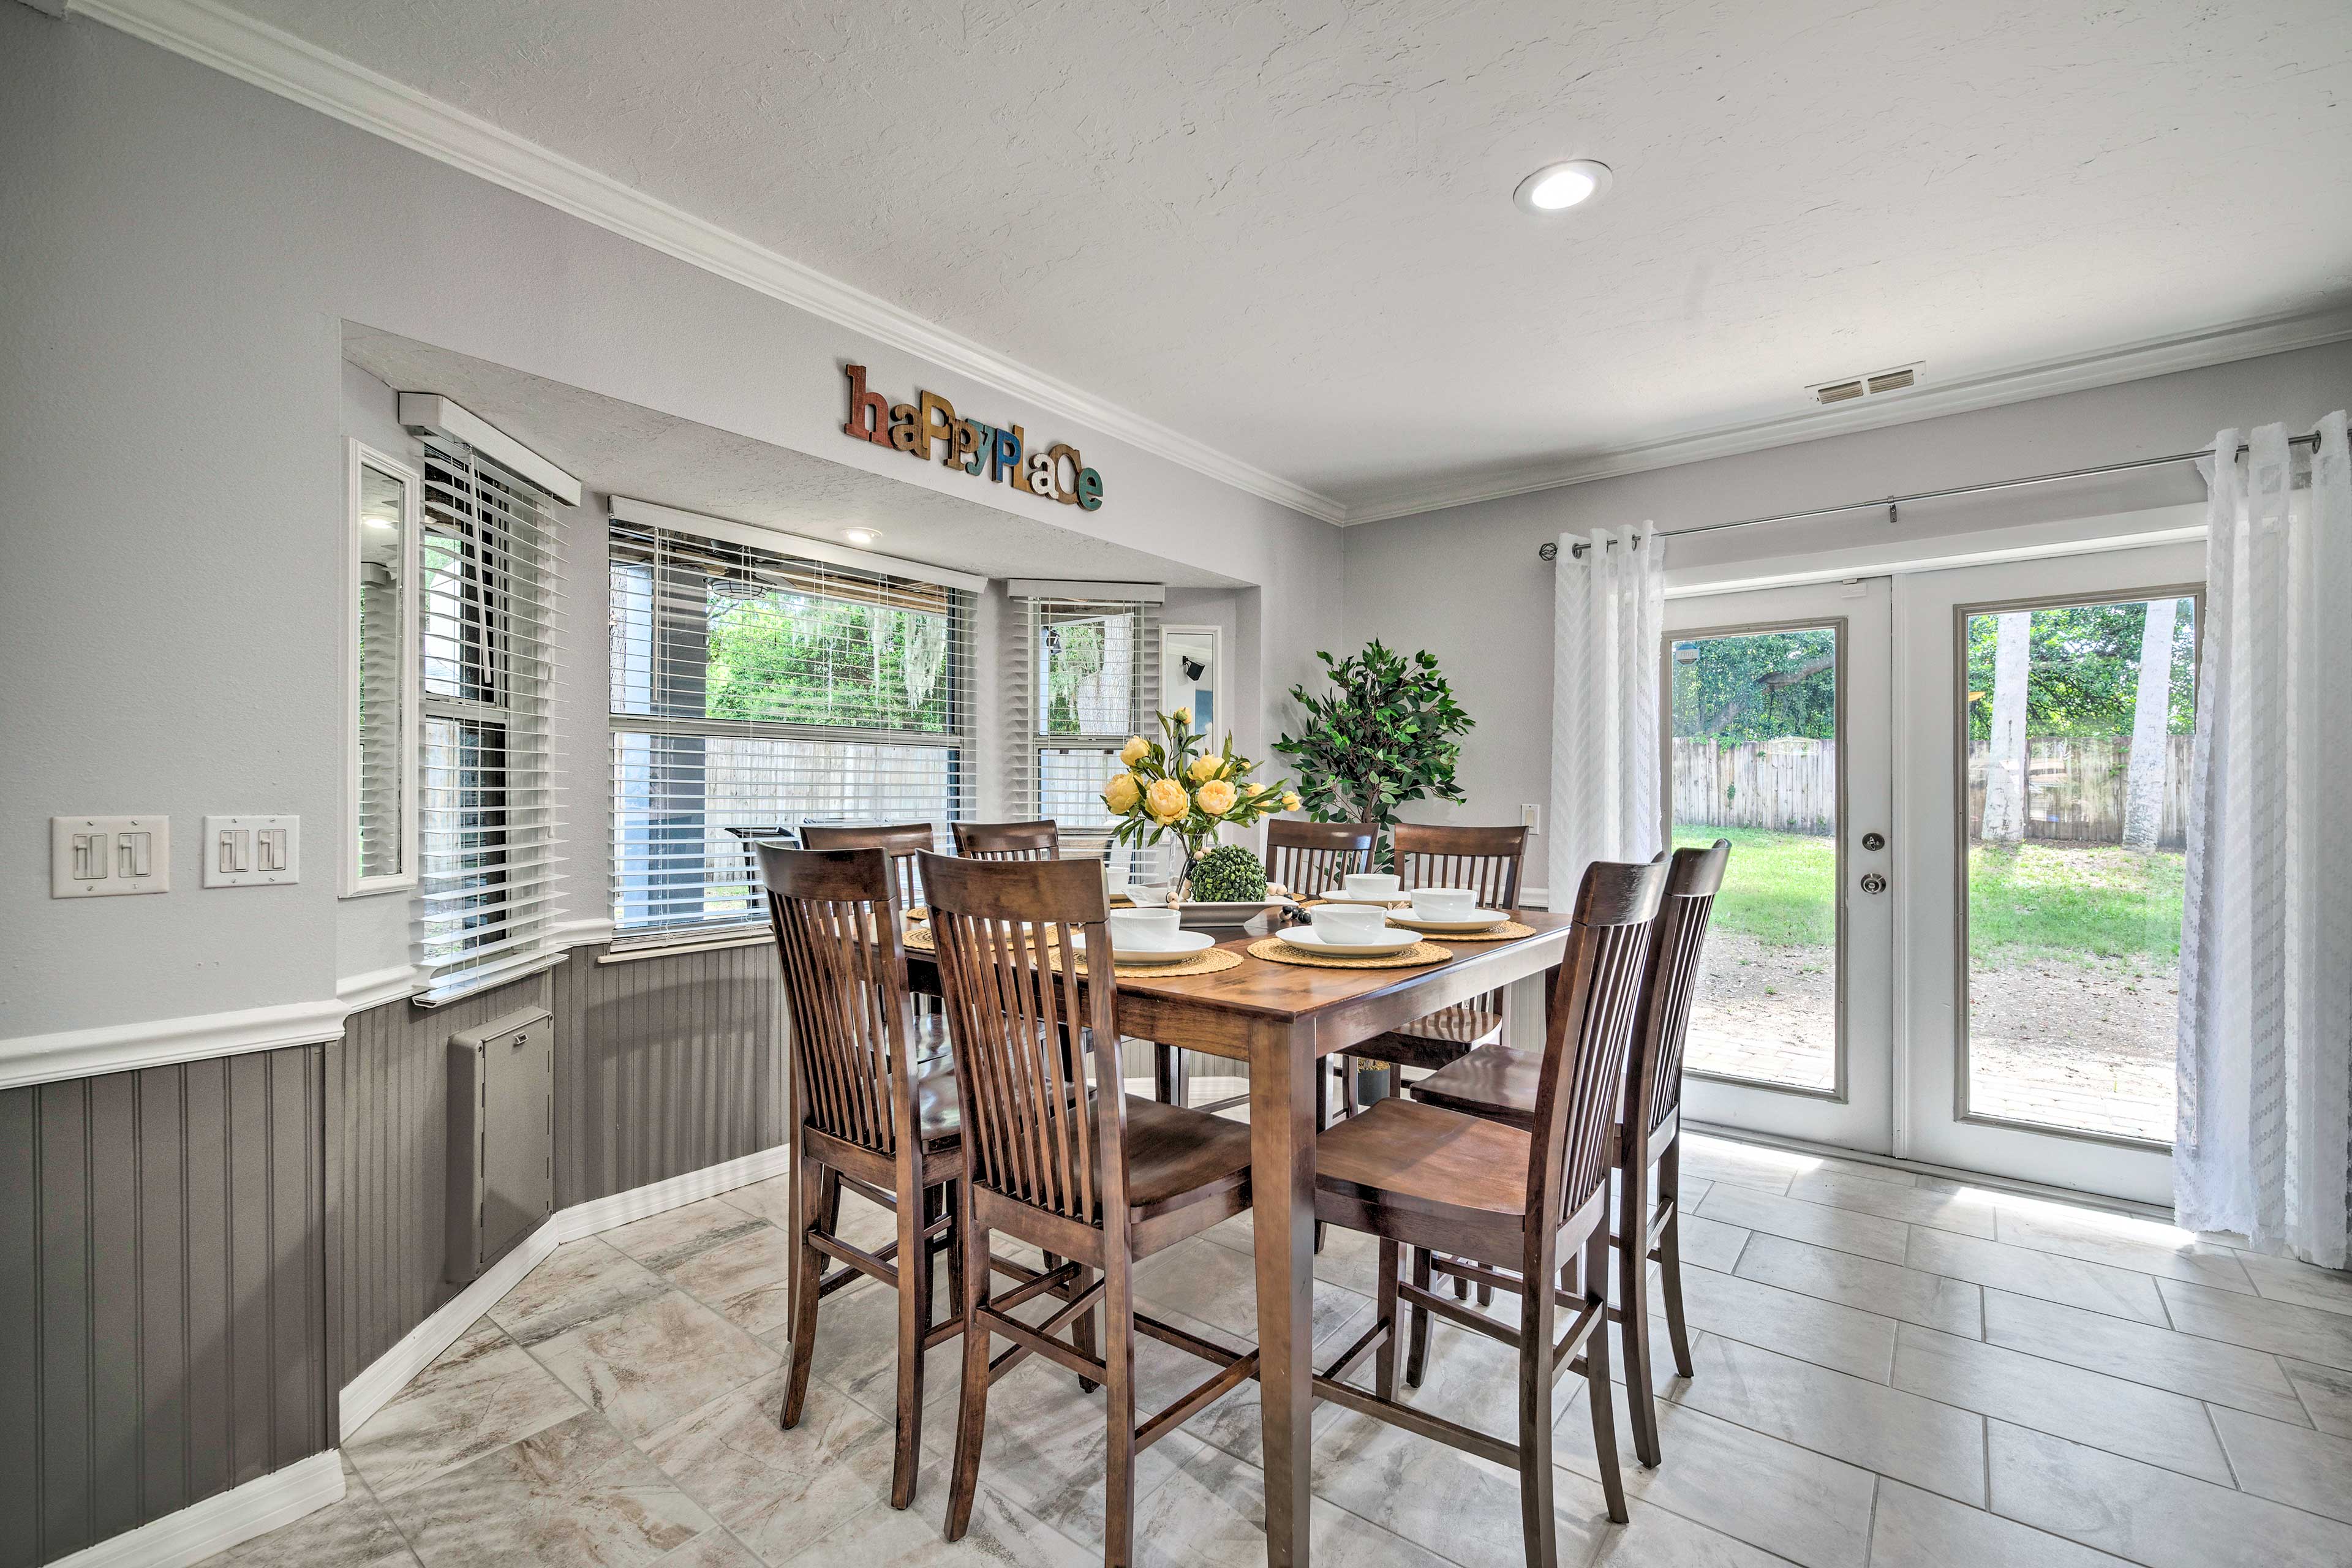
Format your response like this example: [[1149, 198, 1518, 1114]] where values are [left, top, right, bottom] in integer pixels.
[[1005, 593, 1162, 873], [416, 438, 566, 1005], [609, 518, 978, 945]]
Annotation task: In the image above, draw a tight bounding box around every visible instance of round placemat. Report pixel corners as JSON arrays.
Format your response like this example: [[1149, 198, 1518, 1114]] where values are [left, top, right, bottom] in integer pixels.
[[1393, 919, 1536, 943], [1057, 946, 1244, 979], [1246, 937, 1453, 970]]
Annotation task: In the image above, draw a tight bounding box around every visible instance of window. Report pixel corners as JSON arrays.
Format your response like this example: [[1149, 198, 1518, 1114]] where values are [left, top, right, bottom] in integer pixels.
[[1005, 590, 1160, 870], [608, 513, 978, 943], [415, 437, 564, 1002], [343, 440, 420, 895]]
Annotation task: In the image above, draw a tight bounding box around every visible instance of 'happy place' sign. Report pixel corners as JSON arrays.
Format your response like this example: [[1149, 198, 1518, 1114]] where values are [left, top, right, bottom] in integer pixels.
[[842, 364, 1103, 511]]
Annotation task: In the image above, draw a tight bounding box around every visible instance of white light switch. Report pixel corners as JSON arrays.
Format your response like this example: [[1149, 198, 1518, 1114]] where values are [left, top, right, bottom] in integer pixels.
[[52, 816, 171, 898], [1521, 804, 1543, 836], [204, 815, 299, 888]]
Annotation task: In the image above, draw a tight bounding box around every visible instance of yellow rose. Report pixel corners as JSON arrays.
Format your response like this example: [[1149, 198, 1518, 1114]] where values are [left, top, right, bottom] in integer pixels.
[[1197, 780, 1237, 816], [1187, 753, 1224, 785], [1246, 781, 1268, 797], [1145, 777, 1189, 823], [1102, 772, 1141, 814], [1170, 706, 1192, 728], [1119, 735, 1149, 766], [1281, 792, 1303, 812]]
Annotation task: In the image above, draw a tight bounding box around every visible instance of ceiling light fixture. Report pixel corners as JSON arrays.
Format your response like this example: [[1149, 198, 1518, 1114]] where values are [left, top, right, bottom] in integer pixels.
[[842, 527, 882, 546], [1512, 159, 1613, 216]]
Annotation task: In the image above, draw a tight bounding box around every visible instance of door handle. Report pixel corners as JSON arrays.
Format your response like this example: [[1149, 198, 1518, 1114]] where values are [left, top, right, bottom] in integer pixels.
[[1860, 872, 1887, 894]]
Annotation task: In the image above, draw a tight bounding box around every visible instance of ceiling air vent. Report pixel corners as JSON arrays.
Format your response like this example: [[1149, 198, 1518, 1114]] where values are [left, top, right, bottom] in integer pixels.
[[1809, 362, 1923, 406]]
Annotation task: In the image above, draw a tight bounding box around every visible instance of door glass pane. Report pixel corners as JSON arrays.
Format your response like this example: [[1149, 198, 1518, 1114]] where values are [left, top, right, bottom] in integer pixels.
[[1963, 597, 2193, 1144], [1670, 626, 1839, 1090]]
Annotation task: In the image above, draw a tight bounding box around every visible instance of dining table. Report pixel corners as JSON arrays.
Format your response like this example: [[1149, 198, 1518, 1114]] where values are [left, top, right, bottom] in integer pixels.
[[901, 905, 1574, 1568]]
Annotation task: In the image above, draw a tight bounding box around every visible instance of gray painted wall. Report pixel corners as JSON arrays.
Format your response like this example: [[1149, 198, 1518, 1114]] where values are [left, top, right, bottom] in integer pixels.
[[0, 1047, 330, 1568], [1340, 340, 2352, 846]]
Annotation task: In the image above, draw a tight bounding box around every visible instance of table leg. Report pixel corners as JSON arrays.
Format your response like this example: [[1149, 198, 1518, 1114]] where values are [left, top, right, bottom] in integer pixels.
[[1251, 1019, 1316, 1568]]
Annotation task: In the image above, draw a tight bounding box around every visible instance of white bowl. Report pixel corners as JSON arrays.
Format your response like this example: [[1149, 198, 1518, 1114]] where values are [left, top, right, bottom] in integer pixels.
[[1310, 903, 1391, 944], [1343, 873, 1401, 902], [1411, 888, 1479, 922], [1109, 907, 1182, 950]]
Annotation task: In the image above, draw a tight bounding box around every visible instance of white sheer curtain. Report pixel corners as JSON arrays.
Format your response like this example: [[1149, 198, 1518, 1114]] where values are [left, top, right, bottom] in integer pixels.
[[2175, 412, 2352, 1266], [1551, 525, 1667, 905]]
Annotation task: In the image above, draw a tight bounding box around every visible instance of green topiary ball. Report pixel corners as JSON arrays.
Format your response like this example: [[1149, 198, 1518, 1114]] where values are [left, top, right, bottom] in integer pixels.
[[1189, 844, 1268, 902]]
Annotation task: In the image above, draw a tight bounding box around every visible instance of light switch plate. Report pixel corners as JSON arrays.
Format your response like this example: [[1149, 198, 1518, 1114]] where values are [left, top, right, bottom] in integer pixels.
[[1521, 804, 1543, 836], [51, 815, 171, 897], [204, 815, 300, 888]]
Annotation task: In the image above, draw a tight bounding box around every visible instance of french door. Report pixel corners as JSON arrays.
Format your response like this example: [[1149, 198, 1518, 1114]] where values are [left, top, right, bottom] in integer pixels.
[[1664, 544, 2200, 1205]]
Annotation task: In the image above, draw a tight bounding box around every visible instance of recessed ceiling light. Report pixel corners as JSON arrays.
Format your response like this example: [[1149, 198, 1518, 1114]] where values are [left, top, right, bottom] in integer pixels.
[[842, 527, 882, 546], [1513, 159, 1613, 216]]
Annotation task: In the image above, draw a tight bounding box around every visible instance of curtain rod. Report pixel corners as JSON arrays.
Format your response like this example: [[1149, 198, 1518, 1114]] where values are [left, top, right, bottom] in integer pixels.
[[1543, 430, 2324, 560]]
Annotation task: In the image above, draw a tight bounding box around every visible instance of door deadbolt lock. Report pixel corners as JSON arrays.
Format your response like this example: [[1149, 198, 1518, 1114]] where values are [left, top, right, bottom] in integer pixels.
[[1861, 832, 1886, 851], [1860, 872, 1888, 894]]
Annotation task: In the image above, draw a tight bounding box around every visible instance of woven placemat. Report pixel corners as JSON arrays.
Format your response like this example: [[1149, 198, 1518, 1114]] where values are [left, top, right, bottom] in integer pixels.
[[1247, 937, 1453, 970], [1390, 918, 1536, 943], [1057, 946, 1243, 980]]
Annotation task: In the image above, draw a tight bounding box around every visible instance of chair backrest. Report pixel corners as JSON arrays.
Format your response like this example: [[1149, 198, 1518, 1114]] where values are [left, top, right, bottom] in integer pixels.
[[1392, 823, 1527, 910], [1264, 819, 1376, 899], [1625, 840, 1730, 1143], [758, 843, 921, 1160], [1525, 856, 1668, 1235], [799, 822, 937, 910], [954, 820, 1060, 861], [918, 852, 1125, 1228]]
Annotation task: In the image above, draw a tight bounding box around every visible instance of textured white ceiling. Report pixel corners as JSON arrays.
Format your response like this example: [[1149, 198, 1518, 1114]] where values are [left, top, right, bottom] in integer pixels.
[[257, 1, 2352, 517]]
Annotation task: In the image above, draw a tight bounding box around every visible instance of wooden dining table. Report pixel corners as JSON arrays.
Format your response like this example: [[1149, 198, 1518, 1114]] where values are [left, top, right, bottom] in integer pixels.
[[902, 907, 1574, 1568]]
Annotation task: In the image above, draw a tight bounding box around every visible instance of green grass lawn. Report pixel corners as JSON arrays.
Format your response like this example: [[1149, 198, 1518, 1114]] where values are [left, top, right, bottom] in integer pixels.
[[1671, 826, 2184, 967]]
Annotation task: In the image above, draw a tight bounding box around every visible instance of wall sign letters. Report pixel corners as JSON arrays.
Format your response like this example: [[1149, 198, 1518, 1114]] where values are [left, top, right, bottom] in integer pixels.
[[842, 364, 1103, 511]]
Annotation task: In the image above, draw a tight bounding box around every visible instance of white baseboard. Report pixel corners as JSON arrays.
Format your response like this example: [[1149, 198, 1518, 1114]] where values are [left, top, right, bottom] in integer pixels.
[[45, 1450, 344, 1568], [339, 1141, 797, 1441]]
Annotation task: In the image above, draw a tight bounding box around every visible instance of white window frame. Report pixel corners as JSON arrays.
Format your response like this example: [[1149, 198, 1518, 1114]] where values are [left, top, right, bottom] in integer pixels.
[[341, 438, 421, 897]]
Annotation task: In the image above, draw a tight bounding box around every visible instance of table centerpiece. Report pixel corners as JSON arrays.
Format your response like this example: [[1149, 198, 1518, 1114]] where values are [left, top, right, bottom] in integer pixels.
[[1102, 707, 1301, 913]]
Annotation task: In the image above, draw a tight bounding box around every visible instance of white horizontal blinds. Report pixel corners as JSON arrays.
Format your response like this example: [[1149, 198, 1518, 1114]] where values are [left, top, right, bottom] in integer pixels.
[[609, 520, 977, 944], [1011, 594, 1161, 873], [417, 438, 565, 1003], [354, 461, 409, 881]]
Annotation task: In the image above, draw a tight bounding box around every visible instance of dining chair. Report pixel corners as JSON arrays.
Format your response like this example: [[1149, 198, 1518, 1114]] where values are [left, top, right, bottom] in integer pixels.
[[760, 843, 967, 1510], [952, 819, 1060, 859], [1410, 839, 1728, 1469], [1308, 854, 1665, 1562], [920, 851, 1259, 1568], [799, 821, 934, 911], [1264, 817, 1377, 899]]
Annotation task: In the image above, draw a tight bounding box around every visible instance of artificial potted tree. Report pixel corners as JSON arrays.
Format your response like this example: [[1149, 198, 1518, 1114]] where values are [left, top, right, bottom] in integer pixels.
[[1273, 641, 1474, 868]]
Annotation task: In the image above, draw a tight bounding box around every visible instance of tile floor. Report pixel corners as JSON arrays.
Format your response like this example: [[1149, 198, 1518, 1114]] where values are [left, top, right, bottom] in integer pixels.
[[206, 1131, 2352, 1568]]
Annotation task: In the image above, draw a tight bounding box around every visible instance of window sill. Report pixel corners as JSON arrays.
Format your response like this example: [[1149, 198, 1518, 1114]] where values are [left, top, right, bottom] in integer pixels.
[[597, 929, 773, 965]]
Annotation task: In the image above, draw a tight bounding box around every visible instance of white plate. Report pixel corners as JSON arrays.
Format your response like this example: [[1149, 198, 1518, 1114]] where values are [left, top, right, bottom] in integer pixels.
[[1387, 908, 1512, 935], [1275, 925, 1423, 959], [1080, 930, 1217, 964]]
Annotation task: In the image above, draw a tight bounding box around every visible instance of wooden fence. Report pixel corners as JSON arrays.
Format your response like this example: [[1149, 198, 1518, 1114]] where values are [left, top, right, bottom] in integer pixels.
[[1672, 736, 2193, 848]]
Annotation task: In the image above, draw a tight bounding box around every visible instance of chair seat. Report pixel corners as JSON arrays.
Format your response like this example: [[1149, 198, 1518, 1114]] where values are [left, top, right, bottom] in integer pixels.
[[1314, 1098, 1532, 1223], [1102, 1095, 1254, 1216], [1411, 1043, 1539, 1123]]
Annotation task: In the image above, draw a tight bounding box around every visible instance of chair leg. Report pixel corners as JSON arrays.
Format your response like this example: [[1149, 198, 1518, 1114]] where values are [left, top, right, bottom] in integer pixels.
[[1619, 1154, 1662, 1469], [943, 1183, 967, 1317], [1517, 1241, 1560, 1568], [1102, 1255, 1139, 1568], [1657, 1141, 1695, 1379], [1583, 1227, 1629, 1525], [1154, 1042, 1182, 1106], [946, 1201, 992, 1543], [889, 1174, 934, 1509], [1375, 1238, 1401, 1401], [1340, 1055, 1360, 1118], [1405, 1246, 1433, 1388], [1312, 1068, 1329, 1254], [782, 1156, 826, 1430], [1071, 1264, 1101, 1395]]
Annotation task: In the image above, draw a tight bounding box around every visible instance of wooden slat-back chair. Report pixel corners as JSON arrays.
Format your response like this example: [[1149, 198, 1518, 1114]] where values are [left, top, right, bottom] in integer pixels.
[[1265, 817, 1377, 900], [1412, 839, 1729, 1468], [798, 822, 949, 1041], [919, 853, 1258, 1568], [1308, 856, 1666, 1564], [952, 819, 1059, 860], [761, 843, 973, 1510]]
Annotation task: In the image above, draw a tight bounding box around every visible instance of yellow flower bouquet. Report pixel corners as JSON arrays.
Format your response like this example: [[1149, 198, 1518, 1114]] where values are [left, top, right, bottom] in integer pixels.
[[1100, 707, 1300, 899]]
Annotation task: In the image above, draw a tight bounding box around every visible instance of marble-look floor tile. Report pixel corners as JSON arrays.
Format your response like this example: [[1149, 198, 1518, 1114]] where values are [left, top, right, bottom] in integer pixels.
[[1981, 1289, 2306, 1423], [2160, 1278, 2352, 1372], [1989, 1205, 2255, 1296], [1136, 1441, 1458, 1568], [1988, 1420, 2352, 1568], [1787, 1170, 1999, 1237], [639, 1368, 897, 1559], [2208, 1405, 2352, 1524], [1664, 1329, 1987, 1504], [1869, 1478, 2121, 1568], [1133, 1231, 1373, 1349], [490, 1239, 669, 1347], [1678, 1138, 1804, 1196], [1672, 1265, 1897, 1382], [1130, 1298, 1372, 1467], [1904, 1228, 2168, 1327], [535, 1289, 781, 1441], [605, 1197, 771, 1271], [2238, 1252, 2352, 1319], [1891, 1322, 2232, 1483], [197, 1469, 419, 1567], [1734, 1234, 1982, 1338], [770, 1261, 965, 1427], [1695, 1184, 1909, 1265], [347, 1321, 586, 1498], [379, 1409, 716, 1568], [777, 1473, 1096, 1568], [2283, 1357, 2352, 1437], [721, 1178, 896, 1254], [666, 1224, 797, 1338], [1672, 1213, 1752, 1275], [648, 1529, 764, 1568]]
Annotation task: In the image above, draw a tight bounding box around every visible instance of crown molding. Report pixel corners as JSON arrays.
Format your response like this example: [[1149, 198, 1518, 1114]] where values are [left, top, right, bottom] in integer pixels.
[[66, 0, 1346, 525], [1340, 303, 2352, 525]]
